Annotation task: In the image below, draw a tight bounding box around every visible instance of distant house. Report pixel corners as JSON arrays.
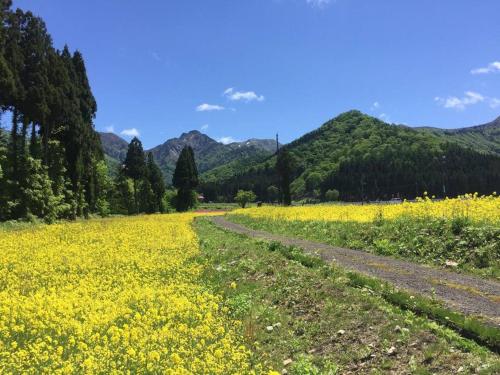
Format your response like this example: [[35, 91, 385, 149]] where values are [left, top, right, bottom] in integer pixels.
[[198, 194, 205, 202]]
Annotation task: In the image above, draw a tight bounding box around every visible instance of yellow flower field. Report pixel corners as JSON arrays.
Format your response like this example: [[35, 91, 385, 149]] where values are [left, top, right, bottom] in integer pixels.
[[234, 194, 500, 224], [0, 214, 268, 374]]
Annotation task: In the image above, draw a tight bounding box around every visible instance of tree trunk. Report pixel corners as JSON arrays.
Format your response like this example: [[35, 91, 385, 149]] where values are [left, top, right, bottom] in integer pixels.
[[30, 122, 37, 157], [10, 108, 18, 176], [134, 179, 138, 214]]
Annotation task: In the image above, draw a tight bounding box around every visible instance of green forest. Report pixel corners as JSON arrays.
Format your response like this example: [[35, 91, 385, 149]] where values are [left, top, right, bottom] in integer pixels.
[[199, 111, 500, 202], [0, 2, 171, 222]]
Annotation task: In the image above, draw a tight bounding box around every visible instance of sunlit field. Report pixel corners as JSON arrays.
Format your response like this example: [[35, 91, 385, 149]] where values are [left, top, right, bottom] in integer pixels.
[[0, 214, 272, 374], [234, 194, 500, 223], [230, 194, 500, 278]]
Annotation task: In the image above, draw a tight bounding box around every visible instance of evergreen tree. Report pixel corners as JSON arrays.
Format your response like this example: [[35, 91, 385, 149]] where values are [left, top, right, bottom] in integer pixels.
[[276, 148, 294, 206], [138, 178, 155, 214], [0, 128, 9, 219], [123, 137, 146, 213], [146, 152, 165, 212], [172, 146, 198, 212], [0, 2, 105, 222]]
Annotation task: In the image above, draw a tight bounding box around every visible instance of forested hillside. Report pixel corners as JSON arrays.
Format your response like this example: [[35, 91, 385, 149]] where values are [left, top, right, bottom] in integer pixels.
[[0, 1, 104, 221], [416, 116, 500, 155], [200, 111, 500, 202]]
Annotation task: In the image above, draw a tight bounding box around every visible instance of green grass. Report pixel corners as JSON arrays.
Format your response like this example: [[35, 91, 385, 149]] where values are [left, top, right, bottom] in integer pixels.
[[194, 218, 499, 374], [195, 202, 241, 211], [0, 220, 42, 232], [227, 214, 500, 279]]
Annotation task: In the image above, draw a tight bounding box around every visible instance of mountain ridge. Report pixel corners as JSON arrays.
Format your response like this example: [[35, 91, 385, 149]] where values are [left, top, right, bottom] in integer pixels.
[[99, 111, 500, 189], [99, 130, 278, 183], [198, 110, 500, 202]]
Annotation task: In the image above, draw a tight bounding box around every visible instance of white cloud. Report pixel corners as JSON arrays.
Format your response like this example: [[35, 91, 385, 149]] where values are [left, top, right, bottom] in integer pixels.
[[306, 0, 332, 8], [104, 125, 114, 133], [120, 128, 140, 137], [371, 101, 380, 111], [223, 88, 265, 102], [217, 136, 238, 144], [489, 97, 500, 109], [196, 103, 225, 112], [201, 124, 209, 130], [471, 61, 500, 75], [435, 91, 485, 110]]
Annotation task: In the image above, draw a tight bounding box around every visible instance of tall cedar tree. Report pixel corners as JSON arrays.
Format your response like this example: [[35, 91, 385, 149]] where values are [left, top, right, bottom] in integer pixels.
[[172, 146, 198, 212], [276, 148, 294, 206], [123, 137, 145, 213], [0, 2, 104, 221], [146, 152, 166, 212]]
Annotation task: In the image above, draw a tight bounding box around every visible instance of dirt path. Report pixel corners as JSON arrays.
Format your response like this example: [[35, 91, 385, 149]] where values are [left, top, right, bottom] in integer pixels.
[[209, 216, 500, 325]]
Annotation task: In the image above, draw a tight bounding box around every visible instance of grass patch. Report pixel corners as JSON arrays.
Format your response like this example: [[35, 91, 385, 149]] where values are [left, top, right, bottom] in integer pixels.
[[228, 214, 500, 279], [346, 273, 500, 352], [194, 218, 499, 374]]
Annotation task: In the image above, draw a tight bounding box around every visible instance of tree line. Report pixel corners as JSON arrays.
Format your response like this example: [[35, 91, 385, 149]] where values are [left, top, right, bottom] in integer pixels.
[[199, 111, 500, 203], [0, 2, 199, 222], [0, 1, 104, 221]]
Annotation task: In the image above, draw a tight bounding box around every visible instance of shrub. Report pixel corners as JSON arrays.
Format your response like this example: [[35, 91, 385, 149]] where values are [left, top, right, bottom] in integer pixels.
[[324, 189, 340, 202], [234, 190, 256, 208]]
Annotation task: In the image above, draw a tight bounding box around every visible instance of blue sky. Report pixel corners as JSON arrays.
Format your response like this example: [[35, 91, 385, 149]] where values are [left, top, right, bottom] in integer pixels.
[[11, 0, 500, 148]]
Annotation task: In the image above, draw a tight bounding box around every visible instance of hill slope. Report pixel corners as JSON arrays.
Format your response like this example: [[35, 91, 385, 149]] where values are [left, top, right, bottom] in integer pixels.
[[416, 116, 500, 155], [99, 132, 129, 161], [200, 111, 500, 202]]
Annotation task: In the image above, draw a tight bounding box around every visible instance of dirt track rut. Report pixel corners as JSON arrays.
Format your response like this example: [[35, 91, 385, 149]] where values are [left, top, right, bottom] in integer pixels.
[[209, 216, 500, 325]]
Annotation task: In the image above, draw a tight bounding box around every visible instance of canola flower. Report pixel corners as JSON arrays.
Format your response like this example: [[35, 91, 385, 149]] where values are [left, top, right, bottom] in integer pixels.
[[234, 193, 500, 224], [0, 213, 270, 374]]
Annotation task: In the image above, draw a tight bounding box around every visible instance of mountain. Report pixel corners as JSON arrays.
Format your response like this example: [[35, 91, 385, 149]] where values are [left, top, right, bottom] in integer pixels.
[[200, 111, 500, 202], [148, 131, 277, 182], [415, 116, 500, 155], [99, 130, 278, 183], [99, 132, 129, 161]]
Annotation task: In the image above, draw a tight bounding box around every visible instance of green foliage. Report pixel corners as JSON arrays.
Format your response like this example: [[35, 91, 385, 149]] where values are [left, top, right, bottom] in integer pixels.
[[20, 157, 67, 223], [194, 218, 498, 374], [173, 146, 199, 212], [0, 3, 106, 222], [147, 152, 166, 212], [95, 197, 110, 217], [229, 215, 500, 279], [138, 178, 155, 214], [346, 272, 500, 351], [289, 355, 321, 375], [417, 117, 500, 156], [305, 172, 322, 193], [123, 137, 146, 182], [276, 148, 295, 205], [234, 190, 256, 208], [162, 189, 177, 212], [202, 111, 500, 202], [266, 185, 279, 203], [324, 189, 339, 202]]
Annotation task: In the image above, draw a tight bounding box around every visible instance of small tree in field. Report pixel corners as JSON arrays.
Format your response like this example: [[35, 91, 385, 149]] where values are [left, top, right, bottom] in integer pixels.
[[234, 190, 256, 208], [325, 189, 340, 202]]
